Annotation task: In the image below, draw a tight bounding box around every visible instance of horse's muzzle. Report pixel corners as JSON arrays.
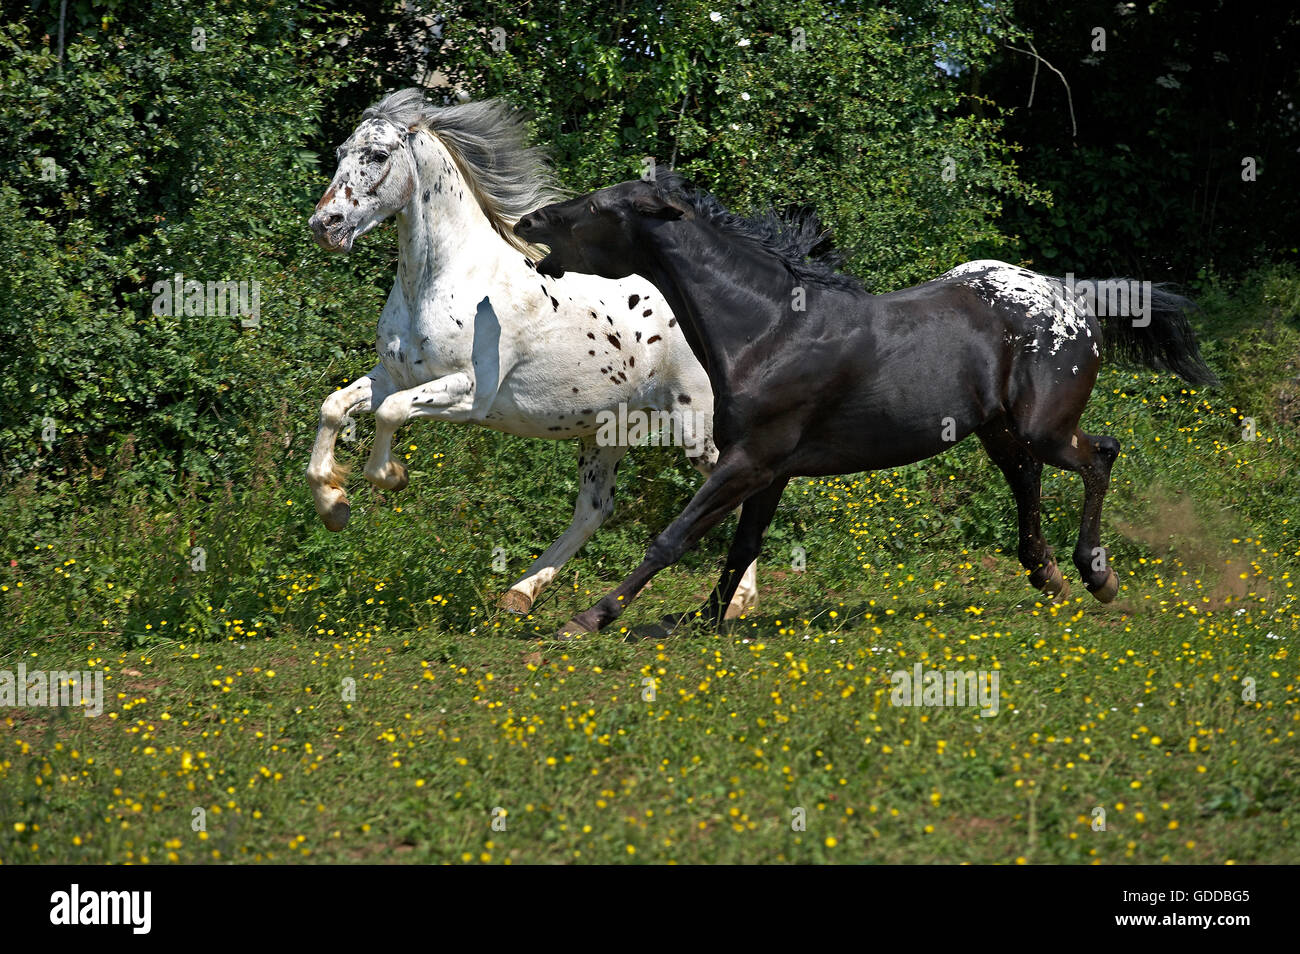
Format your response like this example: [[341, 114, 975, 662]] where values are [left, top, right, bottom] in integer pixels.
[[535, 253, 566, 279], [512, 214, 538, 240], [309, 211, 353, 252]]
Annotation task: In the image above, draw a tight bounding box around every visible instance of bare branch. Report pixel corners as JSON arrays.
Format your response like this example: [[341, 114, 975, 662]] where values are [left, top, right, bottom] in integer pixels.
[[1005, 38, 1078, 140]]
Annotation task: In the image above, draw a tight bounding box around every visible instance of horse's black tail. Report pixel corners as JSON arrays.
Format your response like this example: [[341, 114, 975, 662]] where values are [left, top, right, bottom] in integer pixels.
[[1088, 280, 1219, 386]]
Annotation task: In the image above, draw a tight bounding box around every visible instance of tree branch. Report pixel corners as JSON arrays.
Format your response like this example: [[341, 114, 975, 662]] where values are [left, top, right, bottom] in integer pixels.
[[1005, 38, 1077, 141]]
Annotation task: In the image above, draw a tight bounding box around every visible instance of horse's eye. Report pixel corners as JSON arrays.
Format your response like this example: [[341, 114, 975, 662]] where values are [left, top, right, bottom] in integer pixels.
[[589, 202, 597, 215]]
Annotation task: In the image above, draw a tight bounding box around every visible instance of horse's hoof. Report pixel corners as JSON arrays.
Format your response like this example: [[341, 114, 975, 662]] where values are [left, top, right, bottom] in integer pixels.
[[321, 500, 351, 532], [368, 463, 409, 492], [1039, 562, 1069, 600], [389, 464, 409, 492], [724, 596, 756, 620], [657, 612, 700, 635], [366, 462, 405, 493], [499, 590, 533, 615], [555, 617, 596, 640], [1088, 568, 1119, 603]]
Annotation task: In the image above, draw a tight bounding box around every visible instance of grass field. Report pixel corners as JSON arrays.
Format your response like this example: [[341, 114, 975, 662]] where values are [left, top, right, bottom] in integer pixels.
[[1, 268, 1297, 864]]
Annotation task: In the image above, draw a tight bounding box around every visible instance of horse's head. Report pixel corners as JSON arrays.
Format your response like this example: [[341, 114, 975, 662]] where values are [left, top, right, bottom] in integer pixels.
[[309, 116, 417, 253], [513, 179, 688, 279]]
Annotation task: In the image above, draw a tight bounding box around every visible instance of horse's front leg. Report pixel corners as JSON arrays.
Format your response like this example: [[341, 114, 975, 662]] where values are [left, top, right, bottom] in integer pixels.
[[364, 371, 478, 490], [307, 367, 390, 531], [560, 452, 773, 638], [693, 478, 787, 630], [690, 454, 760, 621]]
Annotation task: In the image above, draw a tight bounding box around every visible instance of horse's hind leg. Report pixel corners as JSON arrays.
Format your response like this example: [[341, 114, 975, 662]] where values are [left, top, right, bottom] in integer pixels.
[[1018, 420, 1121, 602], [500, 437, 628, 614], [725, 561, 759, 620], [1055, 429, 1121, 601], [977, 419, 1068, 599]]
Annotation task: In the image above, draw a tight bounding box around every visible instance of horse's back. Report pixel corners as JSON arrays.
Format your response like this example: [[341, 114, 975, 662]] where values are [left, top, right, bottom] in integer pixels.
[[931, 260, 1100, 358], [778, 261, 1103, 474], [869, 260, 1103, 378]]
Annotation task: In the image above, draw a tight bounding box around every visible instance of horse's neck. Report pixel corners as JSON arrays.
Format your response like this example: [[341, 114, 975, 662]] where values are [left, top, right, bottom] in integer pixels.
[[642, 225, 789, 395], [394, 132, 504, 305]]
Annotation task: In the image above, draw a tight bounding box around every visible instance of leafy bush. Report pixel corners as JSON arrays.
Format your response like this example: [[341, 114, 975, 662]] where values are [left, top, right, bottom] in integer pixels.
[[0, 3, 381, 493]]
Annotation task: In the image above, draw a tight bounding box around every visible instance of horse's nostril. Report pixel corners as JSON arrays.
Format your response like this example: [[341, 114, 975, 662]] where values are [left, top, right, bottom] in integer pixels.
[[324, 213, 343, 227]]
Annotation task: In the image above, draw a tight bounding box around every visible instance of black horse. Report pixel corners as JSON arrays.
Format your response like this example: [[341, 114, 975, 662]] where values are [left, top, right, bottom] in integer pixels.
[[513, 173, 1217, 637]]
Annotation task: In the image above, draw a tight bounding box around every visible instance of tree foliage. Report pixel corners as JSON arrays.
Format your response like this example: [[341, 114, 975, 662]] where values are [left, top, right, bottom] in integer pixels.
[[0, 2, 382, 490]]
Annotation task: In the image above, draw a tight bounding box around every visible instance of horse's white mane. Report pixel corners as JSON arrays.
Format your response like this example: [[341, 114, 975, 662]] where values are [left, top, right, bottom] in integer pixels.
[[362, 88, 568, 255]]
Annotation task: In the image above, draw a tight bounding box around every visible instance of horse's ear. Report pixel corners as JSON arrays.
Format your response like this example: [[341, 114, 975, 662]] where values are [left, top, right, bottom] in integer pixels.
[[632, 192, 687, 221]]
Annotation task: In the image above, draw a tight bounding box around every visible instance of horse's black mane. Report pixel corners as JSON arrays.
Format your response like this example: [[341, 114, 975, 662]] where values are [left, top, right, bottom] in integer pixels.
[[653, 172, 862, 292]]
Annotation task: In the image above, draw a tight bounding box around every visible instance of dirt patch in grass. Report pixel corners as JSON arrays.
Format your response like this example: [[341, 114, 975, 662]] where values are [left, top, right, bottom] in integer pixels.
[[1111, 483, 1270, 608]]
